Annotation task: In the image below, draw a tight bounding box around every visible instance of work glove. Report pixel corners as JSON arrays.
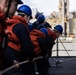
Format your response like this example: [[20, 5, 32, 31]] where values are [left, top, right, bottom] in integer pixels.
[[14, 60, 19, 68]]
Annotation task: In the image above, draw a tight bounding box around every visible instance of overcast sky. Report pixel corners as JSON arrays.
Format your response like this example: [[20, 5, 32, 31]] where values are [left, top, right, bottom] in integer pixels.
[[21, 0, 76, 16]]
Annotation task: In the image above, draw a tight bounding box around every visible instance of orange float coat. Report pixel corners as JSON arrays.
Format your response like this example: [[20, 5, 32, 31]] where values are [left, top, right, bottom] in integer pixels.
[[30, 29, 46, 55], [6, 16, 28, 51], [47, 28, 57, 41]]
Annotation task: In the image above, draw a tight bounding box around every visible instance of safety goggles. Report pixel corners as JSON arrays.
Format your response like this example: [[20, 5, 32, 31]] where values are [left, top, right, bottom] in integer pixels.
[[18, 12, 30, 18], [54, 29, 60, 34]]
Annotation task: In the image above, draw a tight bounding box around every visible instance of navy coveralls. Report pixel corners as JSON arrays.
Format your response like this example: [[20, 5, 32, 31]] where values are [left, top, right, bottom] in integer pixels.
[[2, 24, 36, 75]]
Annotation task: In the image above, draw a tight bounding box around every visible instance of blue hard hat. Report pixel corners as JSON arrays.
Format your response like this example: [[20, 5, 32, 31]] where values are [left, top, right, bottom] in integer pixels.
[[54, 25, 63, 34], [18, 5, 32, 19], [35, 12, 41, 18], [37, 14, 45, 23], [40, 28, 48, 36], [17, 0, 23, 4]]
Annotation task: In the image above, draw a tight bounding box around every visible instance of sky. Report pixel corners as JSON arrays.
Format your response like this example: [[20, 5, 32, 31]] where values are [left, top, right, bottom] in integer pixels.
[[21, 0, 76, 16]]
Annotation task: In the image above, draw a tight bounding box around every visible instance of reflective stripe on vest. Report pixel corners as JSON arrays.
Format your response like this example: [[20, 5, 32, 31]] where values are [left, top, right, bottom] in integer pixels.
[[8, 42, 20, 51]]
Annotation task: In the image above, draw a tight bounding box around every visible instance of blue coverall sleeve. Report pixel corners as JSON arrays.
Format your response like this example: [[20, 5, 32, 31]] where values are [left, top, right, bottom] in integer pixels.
[[12, 24, 35, 59], [32, 21, 39, 29]]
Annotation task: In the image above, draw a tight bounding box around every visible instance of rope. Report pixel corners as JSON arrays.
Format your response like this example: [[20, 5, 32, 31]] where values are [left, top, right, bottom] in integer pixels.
[[1, 56, 43, 74]]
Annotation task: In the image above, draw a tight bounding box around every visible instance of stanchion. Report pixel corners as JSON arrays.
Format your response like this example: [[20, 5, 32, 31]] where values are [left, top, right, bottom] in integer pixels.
[[55, 37, 62, 65], [51, 37, 70, 66], [57, 37, 59, 58], [51, 38, 62, 66]]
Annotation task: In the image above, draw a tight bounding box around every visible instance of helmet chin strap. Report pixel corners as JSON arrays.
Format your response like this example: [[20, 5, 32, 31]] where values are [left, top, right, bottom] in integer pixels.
[[5, 0, 12, 19]]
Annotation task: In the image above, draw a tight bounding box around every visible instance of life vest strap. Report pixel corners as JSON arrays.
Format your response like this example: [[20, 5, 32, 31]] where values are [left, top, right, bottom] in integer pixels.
[[8, 42, 20, 51]]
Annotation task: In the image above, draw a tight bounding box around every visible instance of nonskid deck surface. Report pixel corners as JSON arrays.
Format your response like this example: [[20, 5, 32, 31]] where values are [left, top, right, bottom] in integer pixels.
[[48, 57, 76, 75]]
